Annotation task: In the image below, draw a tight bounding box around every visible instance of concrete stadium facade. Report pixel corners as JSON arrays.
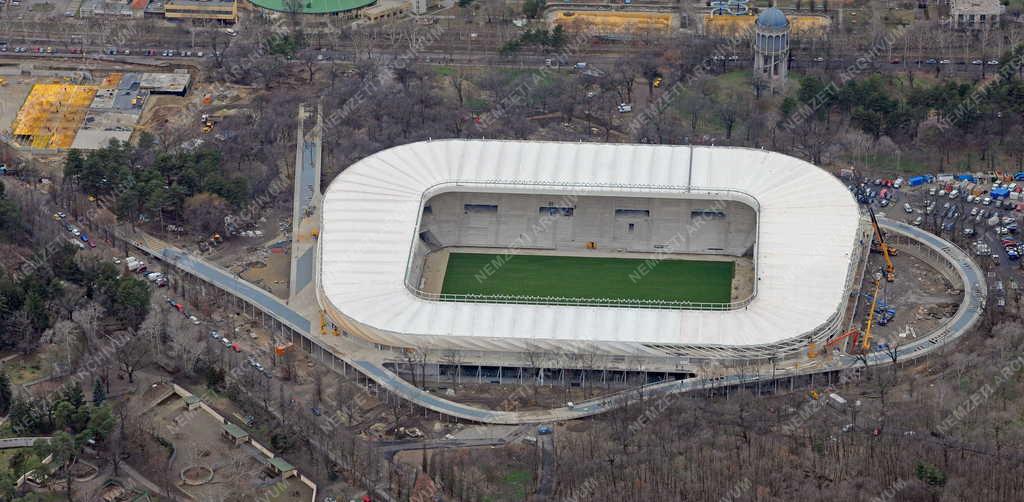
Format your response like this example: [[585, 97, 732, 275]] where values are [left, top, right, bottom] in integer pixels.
[[317, 140, 868, 362]]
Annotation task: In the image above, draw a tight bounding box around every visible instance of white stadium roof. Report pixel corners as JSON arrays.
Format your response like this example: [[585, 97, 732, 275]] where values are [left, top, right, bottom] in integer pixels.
[[319, 140, 862, 351]]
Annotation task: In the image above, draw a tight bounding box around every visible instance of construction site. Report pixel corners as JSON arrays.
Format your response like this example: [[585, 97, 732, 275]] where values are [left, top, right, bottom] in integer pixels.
[[702, 11, 832, 38], [811, 209, 963, 360], [0, 66, 191, 151], [546, 9, 680, 34]]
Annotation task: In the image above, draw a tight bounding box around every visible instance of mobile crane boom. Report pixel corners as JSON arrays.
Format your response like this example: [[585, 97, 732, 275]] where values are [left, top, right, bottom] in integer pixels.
[[869, 208, 896, 282]]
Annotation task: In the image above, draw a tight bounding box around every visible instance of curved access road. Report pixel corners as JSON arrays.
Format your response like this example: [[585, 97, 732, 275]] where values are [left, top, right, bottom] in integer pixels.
[[133, 216, 985, 424]]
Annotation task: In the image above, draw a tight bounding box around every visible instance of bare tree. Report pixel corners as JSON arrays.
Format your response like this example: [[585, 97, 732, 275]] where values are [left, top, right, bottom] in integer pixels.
[[441, 349, 464, 386], [115, 332, 152, 384]]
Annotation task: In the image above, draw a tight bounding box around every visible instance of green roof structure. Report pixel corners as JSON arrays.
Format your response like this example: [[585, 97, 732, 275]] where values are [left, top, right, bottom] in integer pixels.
[[221, 422, 249, 440], [269, 457, 296, 474], [250, 0, 375, 14]]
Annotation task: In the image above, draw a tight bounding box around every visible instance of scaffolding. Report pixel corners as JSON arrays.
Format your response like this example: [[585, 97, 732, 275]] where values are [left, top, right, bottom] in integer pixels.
[[10, 82, 98, 150]]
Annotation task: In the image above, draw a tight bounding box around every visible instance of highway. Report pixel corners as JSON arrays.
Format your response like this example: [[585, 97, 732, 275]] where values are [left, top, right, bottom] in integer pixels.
[[124, 215, 986, 425]]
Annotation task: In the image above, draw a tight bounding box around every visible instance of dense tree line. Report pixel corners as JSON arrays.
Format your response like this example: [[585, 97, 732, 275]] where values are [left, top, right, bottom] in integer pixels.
[[62, 137, 245, 229], [0, 240, 151, 355]]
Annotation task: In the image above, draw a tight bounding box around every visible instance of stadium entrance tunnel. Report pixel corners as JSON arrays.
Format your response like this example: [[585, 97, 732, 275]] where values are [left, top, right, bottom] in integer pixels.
[[409, 190, 758, 309]]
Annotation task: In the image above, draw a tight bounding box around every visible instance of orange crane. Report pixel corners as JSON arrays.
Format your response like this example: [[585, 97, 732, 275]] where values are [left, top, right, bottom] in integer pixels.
[[825, 328, 860, 352], [869, 208, 896, 282], [823, 275, 882, 354]]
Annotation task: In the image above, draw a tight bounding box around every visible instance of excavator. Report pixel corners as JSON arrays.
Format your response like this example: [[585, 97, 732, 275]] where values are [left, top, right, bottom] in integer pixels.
[[869, 208, 896, 282]]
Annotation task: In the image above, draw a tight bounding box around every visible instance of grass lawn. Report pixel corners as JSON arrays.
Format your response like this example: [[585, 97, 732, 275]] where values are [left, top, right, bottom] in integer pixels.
[[1, 354, 47, 385], [441, 253, 734, 304], [500, 469, 532, 500]]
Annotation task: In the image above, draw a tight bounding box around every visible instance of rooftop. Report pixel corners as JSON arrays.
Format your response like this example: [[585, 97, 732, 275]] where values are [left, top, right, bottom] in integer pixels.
[[222, 422, 249, 439], [139, 72, 191, 94], [319, 141, 862, 350], [269, 456, 295, 473], [756, 7, 788, 29], [951, 0, 1004, 14]]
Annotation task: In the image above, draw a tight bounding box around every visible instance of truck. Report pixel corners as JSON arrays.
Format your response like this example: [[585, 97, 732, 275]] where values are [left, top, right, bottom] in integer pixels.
[[126, 257, 146, 273], [829, 393, 848, 407]]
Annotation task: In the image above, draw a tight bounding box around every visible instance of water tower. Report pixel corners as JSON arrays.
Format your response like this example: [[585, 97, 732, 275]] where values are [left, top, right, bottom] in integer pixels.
[[753, 8, 790, 86]]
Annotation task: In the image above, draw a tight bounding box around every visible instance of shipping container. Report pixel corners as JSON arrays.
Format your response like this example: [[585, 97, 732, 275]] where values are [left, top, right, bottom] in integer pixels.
[[908, 176, 926, 187]]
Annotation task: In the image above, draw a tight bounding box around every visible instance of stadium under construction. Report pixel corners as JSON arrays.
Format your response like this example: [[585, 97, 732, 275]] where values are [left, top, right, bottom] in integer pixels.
[[316, 140, 880, 383]]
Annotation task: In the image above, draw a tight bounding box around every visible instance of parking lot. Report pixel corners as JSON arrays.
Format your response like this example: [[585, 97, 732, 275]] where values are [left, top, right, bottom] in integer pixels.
[[851, 173, 1021, 314]]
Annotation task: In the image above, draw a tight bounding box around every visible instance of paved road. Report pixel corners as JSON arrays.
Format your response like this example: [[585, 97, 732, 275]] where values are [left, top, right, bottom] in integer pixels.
[[534, 432, 556, 501], [129, 217, 985, 424]]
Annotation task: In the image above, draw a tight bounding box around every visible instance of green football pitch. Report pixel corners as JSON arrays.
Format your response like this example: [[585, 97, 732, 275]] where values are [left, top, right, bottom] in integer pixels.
[[440, 252, 734, 304]]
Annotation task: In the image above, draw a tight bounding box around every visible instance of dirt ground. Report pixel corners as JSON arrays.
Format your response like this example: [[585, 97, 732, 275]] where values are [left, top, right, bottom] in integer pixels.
[[140, 393, 313, 502], [848, 250, 962, 351], [0, 78, 33, 132], [238, 248, 291, 300]]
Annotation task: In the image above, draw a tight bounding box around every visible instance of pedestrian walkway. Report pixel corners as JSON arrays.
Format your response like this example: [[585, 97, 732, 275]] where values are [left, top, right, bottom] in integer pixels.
[[120, 211, 986, 424]]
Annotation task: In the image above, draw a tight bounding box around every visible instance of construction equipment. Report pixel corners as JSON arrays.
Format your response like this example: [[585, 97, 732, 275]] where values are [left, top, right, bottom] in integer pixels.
[[275, 342, 294, 356], [869, 208, 896, 282], [200, 113, 219, 133], [860, 276, 882, 352], [825, 328, 861, 352]]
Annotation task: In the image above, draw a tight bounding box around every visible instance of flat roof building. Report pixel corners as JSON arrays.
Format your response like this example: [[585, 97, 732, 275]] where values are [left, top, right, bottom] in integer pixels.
[[221, 422, 250, 445], [952, 0, 1004, 28], [139, 72, 192, 96], [164, 0, 237, 22], [362, 0, 410, 22]]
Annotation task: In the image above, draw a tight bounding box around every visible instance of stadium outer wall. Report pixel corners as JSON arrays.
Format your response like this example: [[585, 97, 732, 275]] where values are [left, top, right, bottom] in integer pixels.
[[315, 205, 871, 364]]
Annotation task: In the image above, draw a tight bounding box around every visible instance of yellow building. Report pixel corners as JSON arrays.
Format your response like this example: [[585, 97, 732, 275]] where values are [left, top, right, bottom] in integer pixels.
[[164, 0, 237, 23], [362, 0, 410, 22]]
